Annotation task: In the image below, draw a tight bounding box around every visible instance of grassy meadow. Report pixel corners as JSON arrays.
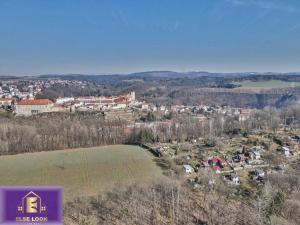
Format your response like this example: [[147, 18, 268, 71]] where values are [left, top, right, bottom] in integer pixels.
[[235, 80, 300, 89], [0, 145, 163, 200]]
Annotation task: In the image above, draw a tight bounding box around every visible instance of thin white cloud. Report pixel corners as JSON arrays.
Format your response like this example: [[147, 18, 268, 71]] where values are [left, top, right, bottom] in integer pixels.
[[227, 0, 299, 13], [291, 23, 300, 31]]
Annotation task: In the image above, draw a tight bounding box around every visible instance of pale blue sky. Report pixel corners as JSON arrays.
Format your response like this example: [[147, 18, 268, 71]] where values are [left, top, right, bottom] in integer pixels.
[[0, 0, 300, 75]]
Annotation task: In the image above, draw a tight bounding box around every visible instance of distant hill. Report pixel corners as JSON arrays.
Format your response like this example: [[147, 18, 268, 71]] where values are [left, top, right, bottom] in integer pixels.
[[4, 71, 300, 109], [1, 70, 300, 80], [37, 71, 300, 79]]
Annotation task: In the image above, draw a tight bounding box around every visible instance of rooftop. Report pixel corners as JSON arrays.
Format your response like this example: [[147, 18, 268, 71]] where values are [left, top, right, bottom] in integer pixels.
[[17, 99, 53, 105]]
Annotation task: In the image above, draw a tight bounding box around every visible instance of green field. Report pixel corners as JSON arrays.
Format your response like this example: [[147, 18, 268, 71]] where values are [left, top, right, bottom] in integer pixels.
[[0, 145, 163, 200], [235, 80, 300, 89]]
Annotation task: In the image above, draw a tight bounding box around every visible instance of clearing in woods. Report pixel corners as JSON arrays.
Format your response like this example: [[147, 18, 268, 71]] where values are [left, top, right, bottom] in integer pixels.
[[235, 80, 300, 89], [0, 145, 163, 200]]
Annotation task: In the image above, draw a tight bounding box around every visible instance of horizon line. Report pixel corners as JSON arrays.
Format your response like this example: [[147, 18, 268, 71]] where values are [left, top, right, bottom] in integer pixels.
[[1, 70, 300, 78]]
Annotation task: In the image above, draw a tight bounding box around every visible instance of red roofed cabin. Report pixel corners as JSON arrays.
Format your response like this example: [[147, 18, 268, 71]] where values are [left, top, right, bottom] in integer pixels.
[[15, 99, 54, 116], [202, 156, 227, 169]]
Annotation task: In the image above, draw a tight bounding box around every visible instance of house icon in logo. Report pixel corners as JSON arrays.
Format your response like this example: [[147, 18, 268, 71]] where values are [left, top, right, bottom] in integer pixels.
[[17, 191, 46, 214]]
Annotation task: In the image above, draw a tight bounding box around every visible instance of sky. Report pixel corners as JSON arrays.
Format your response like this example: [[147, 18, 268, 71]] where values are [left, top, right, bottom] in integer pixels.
[[1, 0, 300, 76]]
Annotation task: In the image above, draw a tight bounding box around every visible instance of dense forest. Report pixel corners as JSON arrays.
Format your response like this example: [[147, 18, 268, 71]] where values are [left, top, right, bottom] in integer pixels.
[[0, 112, 126, 155]]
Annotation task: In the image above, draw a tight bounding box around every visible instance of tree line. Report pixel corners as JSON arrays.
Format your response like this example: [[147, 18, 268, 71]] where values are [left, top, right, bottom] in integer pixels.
[[0, 112, 127, 155], [0, 104, 299, 155]]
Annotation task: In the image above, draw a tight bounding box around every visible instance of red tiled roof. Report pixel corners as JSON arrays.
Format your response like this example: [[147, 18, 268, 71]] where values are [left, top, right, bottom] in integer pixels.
[[115, 97, 126, 104], [210, 157, 220, 164], [205, 156, 227, 167], [17, 99, 53, 105], [210, 156, 226, 164]]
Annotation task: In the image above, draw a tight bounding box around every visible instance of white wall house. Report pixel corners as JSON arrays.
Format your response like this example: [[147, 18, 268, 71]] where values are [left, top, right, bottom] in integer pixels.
[[279, 146, 291, 157], [0, 98, 15, 106], [15, 99, 54, 116], [183, 165, 193, 174], [56, 97, 74, 104]]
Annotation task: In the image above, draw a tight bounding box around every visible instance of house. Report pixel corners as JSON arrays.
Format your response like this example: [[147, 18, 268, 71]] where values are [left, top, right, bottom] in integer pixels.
[[251, 169, 265, 183], [186, 155, 192, 160], [202, 156, 227, 173], [56, 97, 74, 104], [276, 164, 285, 173], [254, 169, 265, 178], [239, 109, 253, 121], [100, 99, 114, 106], [203, 156, 227, 168], [141, 104, 149, 110], [289, 135, 300, 144], [232, 154, 246, 163], [278, 146, 291, 157], [0, 97, 15, 106], [77, 96, 96, 104], [226, 174, 239, 185], [155, 147, 165, 157], [248, 149, 261, 160], [151, 106, 157, 112], [183, 165, 193, 174], [15, 99, 54, 116], [160, 105, 166, 111], [73, 100, 83, 107]]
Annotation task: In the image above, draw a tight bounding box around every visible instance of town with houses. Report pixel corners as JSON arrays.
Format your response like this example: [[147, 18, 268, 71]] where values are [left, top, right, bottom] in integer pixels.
[[2, 1, 300, 223], [0, 78, 253, 120], [150, 135, 299, 187], [0, 77, 299, 195]]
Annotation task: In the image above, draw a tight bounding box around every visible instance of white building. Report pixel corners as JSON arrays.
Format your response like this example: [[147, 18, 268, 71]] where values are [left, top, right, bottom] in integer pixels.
[[141, 104, 149, 110], [228, 174, 239, 184], [279, 146, 291, 157], [0, 98, 15, 106], [56, 97, 74, 104], [130, 91, 135, 101], [183, 165, 193, 174], [254, 169, 265, 178], [15, 99, 54, 116]]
